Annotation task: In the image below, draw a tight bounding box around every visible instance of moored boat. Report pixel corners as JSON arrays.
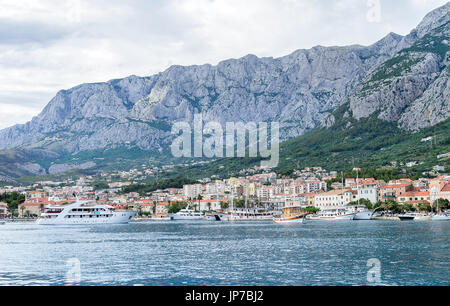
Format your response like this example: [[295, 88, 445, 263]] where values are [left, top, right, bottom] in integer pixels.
[[398, 213, 417, 221], [222, 208, 276, 221], [274, 207, 307, 224], [36, 200, 137, 225], [353, 210, 375, 220], [172, 206, 204, 220], [432, 213, 450, 221], [306, 208, 356, 221]]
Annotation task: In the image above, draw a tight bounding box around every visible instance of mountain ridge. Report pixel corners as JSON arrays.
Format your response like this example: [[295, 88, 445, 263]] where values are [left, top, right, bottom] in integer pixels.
[[0, 3, 449, 181]]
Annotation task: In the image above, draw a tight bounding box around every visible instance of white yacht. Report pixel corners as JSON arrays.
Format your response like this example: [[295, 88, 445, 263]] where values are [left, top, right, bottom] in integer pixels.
[[172, 205, 204, 220], [36, 200, 137, 225], [306, 208, 356, 221]]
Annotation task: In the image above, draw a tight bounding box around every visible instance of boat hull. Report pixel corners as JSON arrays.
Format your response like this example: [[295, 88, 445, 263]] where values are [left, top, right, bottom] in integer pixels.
[[307, 214, 356, 221], [432, 215, 450, 221], [353, 211, 374, 220], [172, 215, 204, 221], [398, 215, 416, 221], [274, 216, 304, 224]]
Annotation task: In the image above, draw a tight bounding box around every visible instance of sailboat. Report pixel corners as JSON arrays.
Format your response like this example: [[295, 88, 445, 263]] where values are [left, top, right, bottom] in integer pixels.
[[432, 199, 450, 221]]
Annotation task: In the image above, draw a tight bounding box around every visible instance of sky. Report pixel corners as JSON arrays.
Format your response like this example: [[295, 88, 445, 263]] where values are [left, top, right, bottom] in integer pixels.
[[0, 0, 448, 129]]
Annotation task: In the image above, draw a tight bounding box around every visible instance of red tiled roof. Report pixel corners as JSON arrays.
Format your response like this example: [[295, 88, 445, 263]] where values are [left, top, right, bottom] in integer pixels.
[[442, 184, 450, 192], [401, 191, 430, 197], [380, 184, 411, 189]]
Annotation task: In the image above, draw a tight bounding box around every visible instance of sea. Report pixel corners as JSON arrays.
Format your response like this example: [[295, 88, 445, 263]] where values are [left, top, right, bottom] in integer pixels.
[[0, 220, 448, 286]]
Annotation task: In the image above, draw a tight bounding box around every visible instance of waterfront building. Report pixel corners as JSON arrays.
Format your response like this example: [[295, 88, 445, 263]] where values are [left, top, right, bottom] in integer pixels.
[[0, 202, 8, 217], [397, 191, 431, 206], [155, 202, 169, 215], [429, 176, 450, 202], [313, 189, 354, 210], [353, 179, 384, 204], [378, 183, 414, 202], [18, 202, 48, 217]]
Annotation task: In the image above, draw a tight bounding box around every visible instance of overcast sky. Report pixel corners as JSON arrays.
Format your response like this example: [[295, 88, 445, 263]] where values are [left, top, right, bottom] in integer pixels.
[[0, 0, 448, 129]]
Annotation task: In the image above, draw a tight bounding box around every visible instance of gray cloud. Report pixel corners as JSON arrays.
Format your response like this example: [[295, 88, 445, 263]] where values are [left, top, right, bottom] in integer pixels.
[[0, 18, 71, 45]]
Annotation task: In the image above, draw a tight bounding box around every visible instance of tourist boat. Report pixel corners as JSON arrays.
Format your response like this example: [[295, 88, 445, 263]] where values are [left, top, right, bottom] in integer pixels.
[[432, 213, 450, 221], [172, 205, 204, 220], [306, 208, 356, 221], [222, 208, 276, 221], [36, 200, 138, 225], [274, 207, 307, 224]]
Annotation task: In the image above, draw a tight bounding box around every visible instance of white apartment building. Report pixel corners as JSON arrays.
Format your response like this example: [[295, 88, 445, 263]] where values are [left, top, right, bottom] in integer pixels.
[[183, 184, 203, 199], [354, 181, 382, 204], [305, 181, 327, 193], [314, 190, 355, 210], [256, 186, 282, 199]]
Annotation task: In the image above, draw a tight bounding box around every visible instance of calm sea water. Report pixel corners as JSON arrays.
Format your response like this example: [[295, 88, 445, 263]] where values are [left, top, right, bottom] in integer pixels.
[[0, 220, 448, 286]]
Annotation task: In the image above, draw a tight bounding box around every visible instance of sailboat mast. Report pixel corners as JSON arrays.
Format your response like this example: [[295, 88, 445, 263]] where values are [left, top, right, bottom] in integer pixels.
[[357, 169, 360, 207]]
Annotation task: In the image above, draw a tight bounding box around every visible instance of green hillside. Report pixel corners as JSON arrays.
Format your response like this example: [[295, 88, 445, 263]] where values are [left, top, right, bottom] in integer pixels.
[[167, 104, 450, 181]]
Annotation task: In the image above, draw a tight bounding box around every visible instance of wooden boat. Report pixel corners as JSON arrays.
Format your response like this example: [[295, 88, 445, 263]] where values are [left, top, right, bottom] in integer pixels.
[[274, 207, 307, 224]]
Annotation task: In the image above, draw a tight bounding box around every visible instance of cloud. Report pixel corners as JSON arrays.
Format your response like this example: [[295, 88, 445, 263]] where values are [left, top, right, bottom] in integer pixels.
[[0, 0, 448, 130]]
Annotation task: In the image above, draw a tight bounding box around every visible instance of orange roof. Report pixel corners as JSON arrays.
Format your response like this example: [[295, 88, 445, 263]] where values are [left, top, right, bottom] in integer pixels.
[[442, 184, 450, 192], [402, 191, 430, 197], [19, 202, 49, 206], [380, 184, 411, 189]]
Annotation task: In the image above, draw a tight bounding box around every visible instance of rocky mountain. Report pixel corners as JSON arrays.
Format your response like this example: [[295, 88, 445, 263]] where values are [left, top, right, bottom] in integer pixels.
[[0, 3, 449, 180], [0, 29, 407, 154], [349, 3, 450, 128], [0, 149, 59, 182]]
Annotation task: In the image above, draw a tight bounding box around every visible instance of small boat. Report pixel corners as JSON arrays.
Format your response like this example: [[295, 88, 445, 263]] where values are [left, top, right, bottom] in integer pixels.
[[353, 210, 375, 221], [398, 213, 417, 221], [306, 208, 356, 221], [172, 205, 204, 220], [204, 212, 222, 221], [0, 220, 5, 225], [274, 207, 307, 224], [432, 213, 450, 221]]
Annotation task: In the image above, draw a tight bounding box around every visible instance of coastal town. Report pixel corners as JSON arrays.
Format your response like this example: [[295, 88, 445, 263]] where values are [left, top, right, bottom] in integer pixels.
[[1, 163, 449, 221]]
